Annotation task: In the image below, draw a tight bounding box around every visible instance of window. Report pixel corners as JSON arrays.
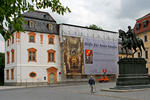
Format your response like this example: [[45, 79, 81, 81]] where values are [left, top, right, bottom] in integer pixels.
[[40, 34, 43, 44], [44, 76, 46, 80], [136, 23, 140, 31], [49, 38, 54, 44], [12, 34, 14, 44], [28, 32, 36, 43], [11, 69, 14, 80], [47, 24, 53, 30], [11, 49, 15, 63], [29, 72, 37, 78], [47, 49, 56, 62], [7, 51, 10, 64], [27, 48, 37, 62], [6, 70, 9, 80], [145, 50, 148, 59], [144, 35, 148, 42], [29, 20, 35, 28], [143, 20, 148, 28], [30, 36, 34, 42], [48, 34, 55, 44], [16, 32, 20, 39]]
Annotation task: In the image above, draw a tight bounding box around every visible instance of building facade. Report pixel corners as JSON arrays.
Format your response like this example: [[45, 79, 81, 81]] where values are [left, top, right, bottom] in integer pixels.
[[5, 11, 119, 85], [59, 24, 118, 80], [5, 11, 62, 85], [134, 13, 150, 74]]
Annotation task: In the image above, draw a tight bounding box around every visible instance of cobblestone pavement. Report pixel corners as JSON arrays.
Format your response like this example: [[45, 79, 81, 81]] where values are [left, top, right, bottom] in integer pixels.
[[0, 82, 150, 100]]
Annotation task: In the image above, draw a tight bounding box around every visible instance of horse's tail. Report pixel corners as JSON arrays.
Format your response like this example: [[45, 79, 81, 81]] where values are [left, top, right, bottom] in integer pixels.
[[141, 39, 145, 51]]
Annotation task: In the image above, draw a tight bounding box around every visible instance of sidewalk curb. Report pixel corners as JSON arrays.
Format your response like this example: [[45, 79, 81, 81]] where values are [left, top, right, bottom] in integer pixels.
[[101, 88, 146, 92], [0, 83, 88, 91]]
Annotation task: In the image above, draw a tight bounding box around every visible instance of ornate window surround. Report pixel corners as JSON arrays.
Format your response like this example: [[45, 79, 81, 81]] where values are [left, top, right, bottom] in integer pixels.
[[27, 48, 37, 62], [28, 32, 36, 43], [47, 49, 56, 62], [48, 34, 55, 44], [11, 49, 15, 63]]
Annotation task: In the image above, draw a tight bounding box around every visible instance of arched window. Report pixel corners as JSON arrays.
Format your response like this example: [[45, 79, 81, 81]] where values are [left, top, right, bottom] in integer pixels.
[[12, 34, 14, 44], [27, 48, 37, 62], [11, 49, 15, 63], [29, 20, 35, 28], [48, 34, 55, 44], [47, 49, 56, 62], [28, 32, 36, 43], [47, 23, 53, 30], [16, 32, 20, 39], [40, 34, 43, 44], [6, 70, 9, 80], [11, 69, 14, 80], [7, 51, 10, 64]]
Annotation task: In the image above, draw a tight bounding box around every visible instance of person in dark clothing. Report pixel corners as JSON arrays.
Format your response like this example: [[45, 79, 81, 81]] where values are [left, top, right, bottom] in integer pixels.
[[126, 26, 137, 46], [88, 76, 95, 94]]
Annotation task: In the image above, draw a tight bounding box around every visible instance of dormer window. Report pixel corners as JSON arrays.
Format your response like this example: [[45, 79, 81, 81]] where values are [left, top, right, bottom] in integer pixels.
[[143, 20, 148, 28], [29, 20, 34, 28], [47, 24, 53, 30]]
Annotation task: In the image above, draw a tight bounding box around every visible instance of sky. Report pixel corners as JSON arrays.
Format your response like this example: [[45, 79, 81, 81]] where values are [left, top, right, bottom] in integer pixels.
[[0, 0, 150, 52]]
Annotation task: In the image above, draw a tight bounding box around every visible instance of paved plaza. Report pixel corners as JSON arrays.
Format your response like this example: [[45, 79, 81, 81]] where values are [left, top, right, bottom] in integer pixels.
[[0, 82, 150, 100]]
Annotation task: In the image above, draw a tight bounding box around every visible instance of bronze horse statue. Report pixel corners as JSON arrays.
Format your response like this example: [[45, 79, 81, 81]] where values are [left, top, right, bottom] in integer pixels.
[[119, 29, 145, 57]]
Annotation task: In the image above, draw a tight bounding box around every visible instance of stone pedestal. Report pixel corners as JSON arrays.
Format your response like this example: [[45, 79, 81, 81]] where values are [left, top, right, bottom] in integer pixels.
[[115, 58, 150, 89]]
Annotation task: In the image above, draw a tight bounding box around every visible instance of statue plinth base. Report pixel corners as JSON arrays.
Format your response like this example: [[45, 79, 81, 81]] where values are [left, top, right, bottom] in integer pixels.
[[115, 58, 150, 89]]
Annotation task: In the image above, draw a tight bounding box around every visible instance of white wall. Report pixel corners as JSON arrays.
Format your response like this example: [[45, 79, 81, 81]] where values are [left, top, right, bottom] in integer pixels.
[[5, 32, 17, 82], [5, 31, 61, 83], [59, 24, 118, 42]]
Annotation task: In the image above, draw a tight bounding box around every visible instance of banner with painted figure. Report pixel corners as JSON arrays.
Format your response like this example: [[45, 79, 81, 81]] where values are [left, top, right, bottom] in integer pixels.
[[61, 24, 118, 75], [84, 38, 118, 74], [63, 36, 118, 75], [63, 36, 84, 75]]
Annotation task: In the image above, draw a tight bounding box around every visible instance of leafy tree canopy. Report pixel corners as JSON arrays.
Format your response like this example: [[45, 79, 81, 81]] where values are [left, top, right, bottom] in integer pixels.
[[87, 24, 102, 30], [0, 0, 71, 40]]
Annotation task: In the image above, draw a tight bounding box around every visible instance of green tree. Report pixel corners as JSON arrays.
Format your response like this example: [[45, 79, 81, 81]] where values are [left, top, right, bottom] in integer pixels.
[[0, 53, 5, 85], [0, 0, 71, 40], [87, 24, 102, 30]]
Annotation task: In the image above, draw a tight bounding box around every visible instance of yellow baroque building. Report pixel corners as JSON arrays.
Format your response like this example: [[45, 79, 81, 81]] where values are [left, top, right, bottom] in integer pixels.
[[134, 13, 150, 74]]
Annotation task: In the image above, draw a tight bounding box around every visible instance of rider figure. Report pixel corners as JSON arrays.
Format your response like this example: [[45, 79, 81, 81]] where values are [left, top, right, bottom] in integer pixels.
[[126, 26, 137, 46]]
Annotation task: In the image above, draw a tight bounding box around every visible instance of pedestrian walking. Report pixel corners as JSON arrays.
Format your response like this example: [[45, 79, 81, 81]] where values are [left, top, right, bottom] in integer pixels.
[[88, 76, 96, 94]]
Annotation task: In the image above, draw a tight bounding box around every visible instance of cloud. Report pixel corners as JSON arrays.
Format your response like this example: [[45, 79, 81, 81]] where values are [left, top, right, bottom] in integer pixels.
[[41, 0, 121, 31], [116, 0, 150, 30], [1, 0, 150, 52], [118, 0, 150, 19]]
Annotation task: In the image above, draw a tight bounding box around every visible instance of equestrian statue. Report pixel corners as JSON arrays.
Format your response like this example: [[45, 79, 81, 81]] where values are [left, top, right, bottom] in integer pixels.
[[119, 26, 145, 57]]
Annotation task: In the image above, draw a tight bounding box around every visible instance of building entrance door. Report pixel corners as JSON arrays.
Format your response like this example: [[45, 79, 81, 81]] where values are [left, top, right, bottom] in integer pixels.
[[50, 73, 54, 83], [47, 67, 58, 84]]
